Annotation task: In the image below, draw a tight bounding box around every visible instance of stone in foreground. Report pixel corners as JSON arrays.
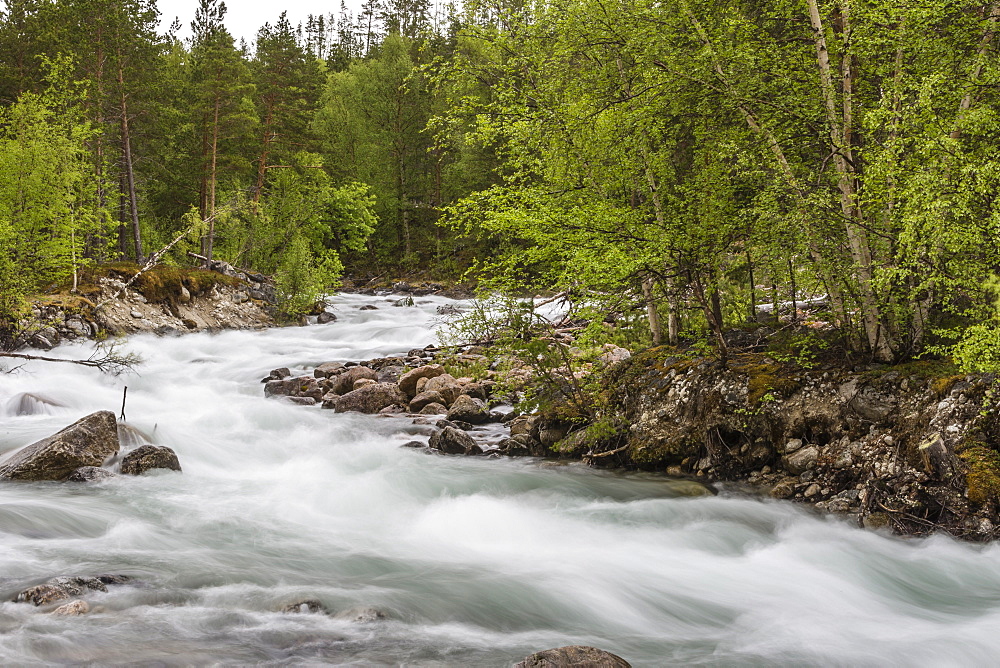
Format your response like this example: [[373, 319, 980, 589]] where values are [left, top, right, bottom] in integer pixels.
[[334, 383, 407, 414], [513, 645, 631, 668], [120, 445, 182, 475], [0, 411, 120, 481], [429, 426, 482, 455]]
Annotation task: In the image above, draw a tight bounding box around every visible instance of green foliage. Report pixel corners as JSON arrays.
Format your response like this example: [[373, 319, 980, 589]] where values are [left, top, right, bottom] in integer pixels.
[[275, 232, 328, 317]]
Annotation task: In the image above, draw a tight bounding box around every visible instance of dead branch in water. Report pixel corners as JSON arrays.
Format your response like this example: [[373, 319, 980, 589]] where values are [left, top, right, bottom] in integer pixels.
[[1, 341, 141, 375]]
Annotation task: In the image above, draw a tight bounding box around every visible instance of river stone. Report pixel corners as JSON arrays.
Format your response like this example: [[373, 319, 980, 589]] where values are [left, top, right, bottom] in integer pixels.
[[287, 396, 317, 406], [334, 383, 407, 414], [281, 599, 327, 614], [783, 438, 804, 454], [423, 374, 462, 405], [353, 377, 377, 390], [15, 577, 108, 606], [333, 606, 388, 623], [67, 466, 117, 482], [398, 364, 446, 397], [429, 426, 482, 455], [783, 445, 819, 475], [409, 390, 447, 412], [332, 366, 378, 395], [769, 477, 798, 499], [52, 599, 90, 616], [0, 411, 120, 482], [314, 361, 344, 378], [446, 394, 490, 424], [270, 367, 292, 380], [317, 311, 337, 324], [120, 445, 182, 475], [418, 402, 448, 415], [513, 646, 632, 668]]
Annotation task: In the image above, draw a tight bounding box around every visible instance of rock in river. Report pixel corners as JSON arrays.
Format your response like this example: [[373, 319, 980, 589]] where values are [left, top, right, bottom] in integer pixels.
[[120, 445, 182, 475], [429, 426, 482, 455], [334, 383, 407, 414], [513, 645, 632, 668], [0, 411, 120, 481]]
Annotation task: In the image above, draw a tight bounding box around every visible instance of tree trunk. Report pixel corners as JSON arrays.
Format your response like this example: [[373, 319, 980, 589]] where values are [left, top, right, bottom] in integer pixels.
[[642, 275, 663, 345], [806, 0, 893, 360], [204, 95, 221, 261], [118, 62, 143, 263]]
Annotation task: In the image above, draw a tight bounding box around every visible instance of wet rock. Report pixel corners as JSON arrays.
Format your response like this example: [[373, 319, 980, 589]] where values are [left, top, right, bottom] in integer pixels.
[[0, 411, 120, 482], [398, 364, 446, 397], [14, 577, 108, 606], [287, 396, 318, 406], [333, 606, 388, 623], [769, 478, 798, 499], [317, 312, 338, 324], [359, 305, 378, 311], [783, 445, 819, 475], [270, 367, 292, 380], [332, 366, 379, 395], [52, 599, 89, 616], [120, 445, 182, 475], [67, 466, 117, 482], [446, 395, 490, 425], [314, 361, 344, 378], [281, 599, 327, 614], [409, 390, 447, 413], [401, 440, 426, 448], [513, 646, 631, 668], [334, 383, 407, 414], [429, 426, 482, 455]]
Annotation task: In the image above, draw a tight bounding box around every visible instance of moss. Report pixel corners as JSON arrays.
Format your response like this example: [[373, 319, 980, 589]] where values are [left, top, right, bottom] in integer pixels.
[[958, 443, 1000, 505], [69, 263, 242, 304], [731, 355, 800, 404]]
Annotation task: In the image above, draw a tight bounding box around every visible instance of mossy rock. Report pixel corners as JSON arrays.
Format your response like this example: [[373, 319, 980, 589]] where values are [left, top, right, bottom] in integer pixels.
[[958, 443, 1000, 505]]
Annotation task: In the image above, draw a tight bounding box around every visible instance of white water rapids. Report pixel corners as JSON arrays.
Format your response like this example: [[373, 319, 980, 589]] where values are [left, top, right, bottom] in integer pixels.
[[2, 293, 1000, 666]]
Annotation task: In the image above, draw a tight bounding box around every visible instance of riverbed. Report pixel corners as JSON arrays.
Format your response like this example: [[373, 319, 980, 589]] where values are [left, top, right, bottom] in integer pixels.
[[1, 293, 1000, 666]]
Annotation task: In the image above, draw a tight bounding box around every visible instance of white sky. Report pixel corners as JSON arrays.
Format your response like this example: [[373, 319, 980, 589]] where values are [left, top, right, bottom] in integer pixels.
[[157, 1, 357, 45]]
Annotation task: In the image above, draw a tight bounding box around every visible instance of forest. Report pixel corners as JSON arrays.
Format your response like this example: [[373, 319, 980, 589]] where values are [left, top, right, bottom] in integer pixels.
[[1, 0, 1000, 369]]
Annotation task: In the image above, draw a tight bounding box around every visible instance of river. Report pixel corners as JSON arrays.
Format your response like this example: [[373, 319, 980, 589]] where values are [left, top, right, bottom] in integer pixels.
[[1, 293, 1000, 666]]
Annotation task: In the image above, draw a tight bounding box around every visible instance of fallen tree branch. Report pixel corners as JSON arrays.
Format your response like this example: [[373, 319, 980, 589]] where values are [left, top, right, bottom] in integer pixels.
[[0, 341, 141, 375]]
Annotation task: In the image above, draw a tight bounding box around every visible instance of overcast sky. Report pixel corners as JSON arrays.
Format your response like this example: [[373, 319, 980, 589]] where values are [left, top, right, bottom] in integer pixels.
[[157, 1, 355, 45]]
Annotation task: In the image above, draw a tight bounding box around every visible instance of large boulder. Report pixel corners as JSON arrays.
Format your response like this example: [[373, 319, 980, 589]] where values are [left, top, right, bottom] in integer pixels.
[[446, 395, 490, 425], [409, 390, 447, 413], [0, 411, 120, 481], [334, 383, 407, 414], [513, 646, 631, 668], [398, 364, 446, 397], [265, 377, 322, 400], [429, 426, 483, 455], [120, 445, 182, 475], [332, 366, 379, 395], [314, 361, 344, 379], [423, 374, 462, 405]]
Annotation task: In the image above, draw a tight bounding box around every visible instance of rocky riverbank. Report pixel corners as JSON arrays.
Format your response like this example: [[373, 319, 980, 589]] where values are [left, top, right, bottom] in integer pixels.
[[271, 336, 1000, 541], [10, 262, 275, 351]]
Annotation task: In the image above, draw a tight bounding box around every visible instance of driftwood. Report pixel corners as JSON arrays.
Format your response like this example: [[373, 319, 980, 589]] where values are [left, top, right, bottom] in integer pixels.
[[1, 342, 140, 375]]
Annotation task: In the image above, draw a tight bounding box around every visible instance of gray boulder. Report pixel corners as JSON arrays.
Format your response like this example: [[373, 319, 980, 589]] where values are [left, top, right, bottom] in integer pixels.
[[783, 445, 819, 475], [333, 606, 388, 623], [0, 411, 120, 481], [317, 311, 338, 324], [14, 577, 109, 606], [429, 427, 483, 455], [334, 383, 407, 414], [281, 599, 327, 614], [513, 646, 632, 668], [446, 394, 490, 424], [120, 445, 182, 475], [419, 402, 448, 415]]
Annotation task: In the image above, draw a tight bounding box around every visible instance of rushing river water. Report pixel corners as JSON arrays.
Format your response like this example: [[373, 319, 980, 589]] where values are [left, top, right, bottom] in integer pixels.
[[2, 293, 1000, 666]]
